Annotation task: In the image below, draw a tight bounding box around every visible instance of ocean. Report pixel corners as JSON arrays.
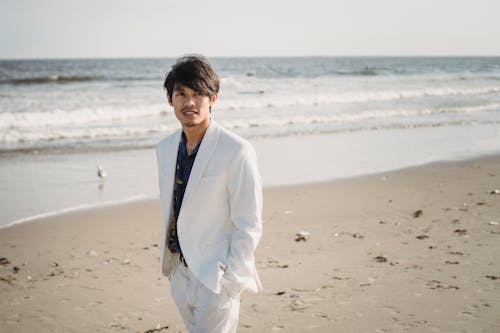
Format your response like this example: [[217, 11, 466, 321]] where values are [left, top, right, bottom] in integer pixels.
[[1, 57, 500, 226]]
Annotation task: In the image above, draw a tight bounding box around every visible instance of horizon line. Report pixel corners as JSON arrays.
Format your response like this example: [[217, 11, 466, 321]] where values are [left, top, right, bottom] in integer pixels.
[[1, 54, 500, 61]]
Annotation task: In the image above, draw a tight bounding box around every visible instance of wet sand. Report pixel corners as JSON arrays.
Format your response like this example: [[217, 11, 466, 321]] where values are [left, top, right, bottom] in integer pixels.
[[1, 155, 499, 332]]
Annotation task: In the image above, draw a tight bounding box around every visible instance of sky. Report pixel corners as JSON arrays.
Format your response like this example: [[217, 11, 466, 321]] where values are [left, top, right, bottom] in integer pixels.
[[0, 0, 499, 59]]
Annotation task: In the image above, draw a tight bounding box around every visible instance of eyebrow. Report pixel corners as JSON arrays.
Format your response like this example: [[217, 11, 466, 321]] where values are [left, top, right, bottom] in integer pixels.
[[173, 84, 201, 95]]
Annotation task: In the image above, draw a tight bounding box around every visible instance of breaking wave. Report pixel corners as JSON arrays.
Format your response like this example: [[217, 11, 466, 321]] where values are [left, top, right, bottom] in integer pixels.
[[3, 75, 103, 85]]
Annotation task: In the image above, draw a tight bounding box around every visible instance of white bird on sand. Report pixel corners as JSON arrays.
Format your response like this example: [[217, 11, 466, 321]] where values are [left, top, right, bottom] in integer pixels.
[[97, 165, 107, 179]]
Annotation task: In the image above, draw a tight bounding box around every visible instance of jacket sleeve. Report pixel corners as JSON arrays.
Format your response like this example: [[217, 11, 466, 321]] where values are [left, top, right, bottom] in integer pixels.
[[224, 143, 263, 294]]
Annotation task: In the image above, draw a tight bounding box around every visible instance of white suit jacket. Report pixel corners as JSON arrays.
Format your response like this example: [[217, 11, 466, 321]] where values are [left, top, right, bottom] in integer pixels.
[[156, 120, 263, 295]]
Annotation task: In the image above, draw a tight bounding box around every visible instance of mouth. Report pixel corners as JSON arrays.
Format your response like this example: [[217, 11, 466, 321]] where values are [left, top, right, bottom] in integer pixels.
[[182, 109, 198, 116]]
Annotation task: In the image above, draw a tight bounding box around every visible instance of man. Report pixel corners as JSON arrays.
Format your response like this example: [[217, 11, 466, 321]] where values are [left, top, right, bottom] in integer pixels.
[[156, 55, 263, 333]]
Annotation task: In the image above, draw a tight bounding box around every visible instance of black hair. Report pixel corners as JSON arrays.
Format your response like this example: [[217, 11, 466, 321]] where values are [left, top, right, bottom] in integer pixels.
[[164, 55, 220, 101]]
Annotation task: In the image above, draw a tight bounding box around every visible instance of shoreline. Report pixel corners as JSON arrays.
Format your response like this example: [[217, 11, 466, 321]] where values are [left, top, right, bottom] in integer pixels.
[[2, 123, 500, 226], [0, 195, 152, 230], [3, 151, 500, 230]]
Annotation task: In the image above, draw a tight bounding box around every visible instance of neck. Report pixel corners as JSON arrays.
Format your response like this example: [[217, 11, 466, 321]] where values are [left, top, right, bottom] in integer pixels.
[[183, 119, 210, 153]]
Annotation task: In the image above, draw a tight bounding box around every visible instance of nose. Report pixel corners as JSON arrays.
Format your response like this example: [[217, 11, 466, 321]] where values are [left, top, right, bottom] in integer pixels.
[[183, 96, 196, 106]]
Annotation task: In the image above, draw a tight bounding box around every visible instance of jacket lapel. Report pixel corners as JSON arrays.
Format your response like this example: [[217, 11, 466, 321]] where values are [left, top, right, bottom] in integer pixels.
[[160, 129, 182, 218], [181, 120, 219, 208]]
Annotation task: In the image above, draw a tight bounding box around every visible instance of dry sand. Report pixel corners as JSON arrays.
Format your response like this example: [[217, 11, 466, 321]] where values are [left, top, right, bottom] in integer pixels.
[[1, 155, 500, 332]]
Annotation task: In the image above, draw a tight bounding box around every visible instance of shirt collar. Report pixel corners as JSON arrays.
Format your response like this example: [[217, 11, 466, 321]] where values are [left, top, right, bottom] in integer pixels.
[[180, 131, 201, 157]]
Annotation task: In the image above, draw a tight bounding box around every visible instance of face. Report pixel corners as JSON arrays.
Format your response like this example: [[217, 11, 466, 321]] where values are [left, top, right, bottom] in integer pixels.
[[168, 83, 218, 130]]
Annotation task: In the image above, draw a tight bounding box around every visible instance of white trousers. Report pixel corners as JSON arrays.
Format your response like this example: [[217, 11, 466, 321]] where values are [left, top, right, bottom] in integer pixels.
[[170, 262, 240, 333]]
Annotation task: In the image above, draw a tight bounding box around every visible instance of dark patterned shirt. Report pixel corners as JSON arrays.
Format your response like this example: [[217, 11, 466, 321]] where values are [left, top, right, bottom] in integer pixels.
[[168, 132, 200, 256]]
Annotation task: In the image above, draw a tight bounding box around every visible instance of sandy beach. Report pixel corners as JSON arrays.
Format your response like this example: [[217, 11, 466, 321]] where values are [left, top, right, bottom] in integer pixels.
[[1, 155, 499, 332]]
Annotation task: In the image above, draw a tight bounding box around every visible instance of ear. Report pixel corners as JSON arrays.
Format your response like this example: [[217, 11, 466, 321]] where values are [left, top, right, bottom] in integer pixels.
[[167, 93, 173, 106], [209, 93, 218, 106]]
